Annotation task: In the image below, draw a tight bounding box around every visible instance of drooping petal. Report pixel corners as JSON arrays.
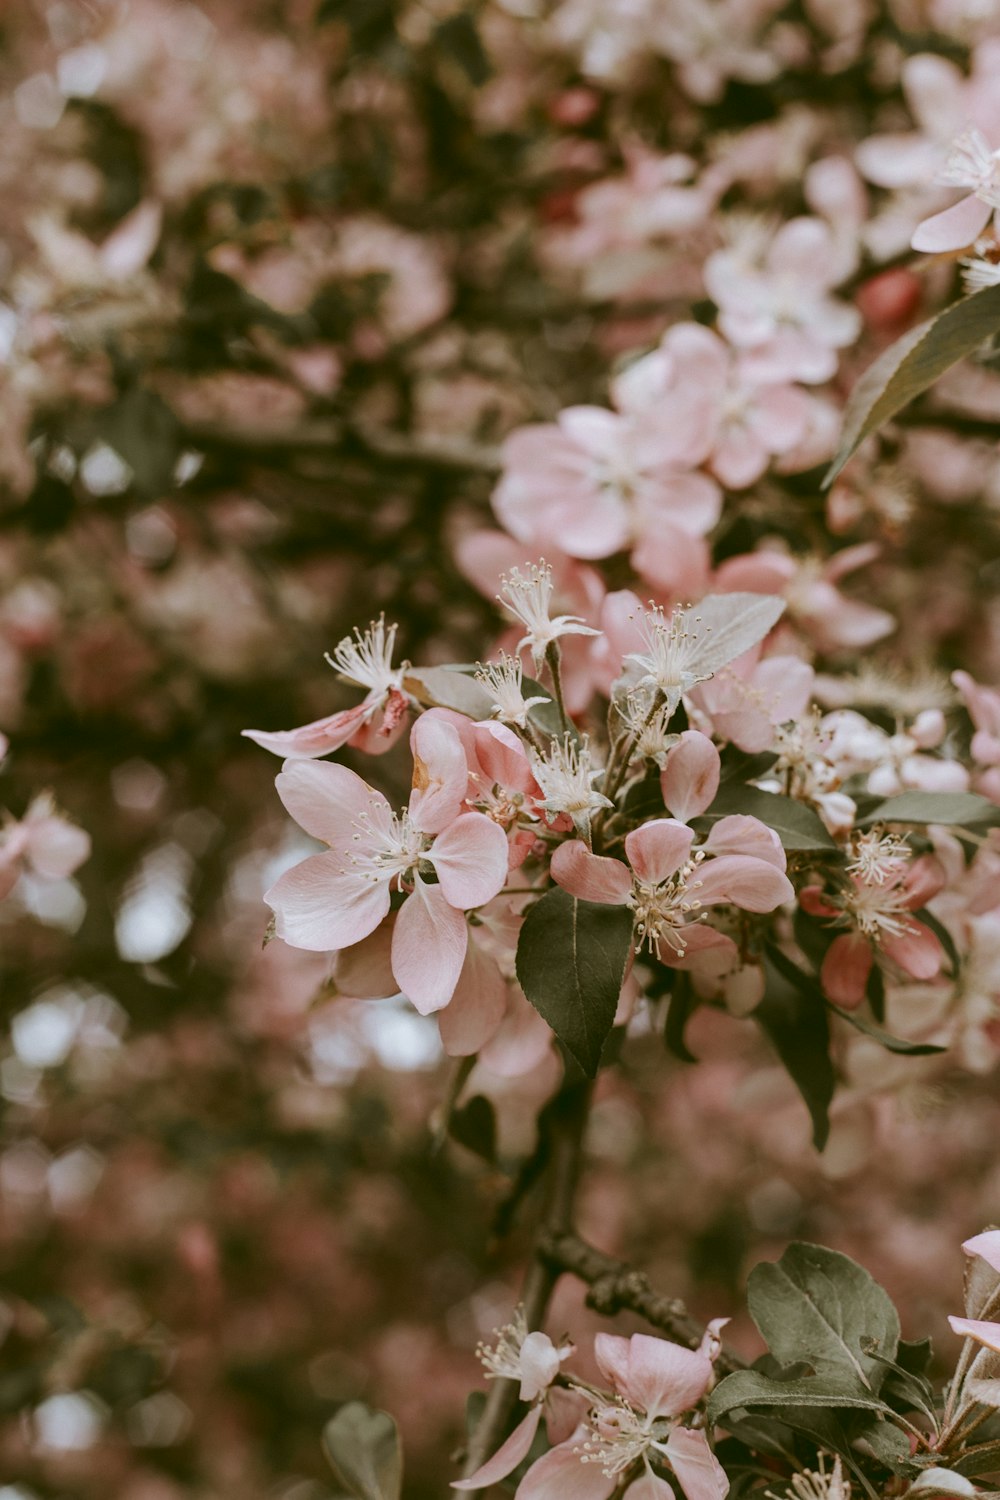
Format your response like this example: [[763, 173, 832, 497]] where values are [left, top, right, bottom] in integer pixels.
[[882, 921, 944, 981], [429, 812, 510, 909], [664, 1426, 729, 1500], [451, 1405, 543, 1491], [821, 931, 872, 1008], [551, 841, 632, 904], [24, 815, 91, 880], [515, 1430, 616, 1500], [437, 938, 508, 1055], [596, 1333, 714, 1418], [332, 920, 398, 998], [703, 816, 786, 870], [519, 1332, 566, 1401], [265, 853, 390, 952], [949, 1316, 1000, 1354], [666, 925, 739, 972], [693, 854, 793, 912], [625, 820, 695, 885], [243, 703, 370, 759], [391, 878, 468, 1014], [912, 194, 993, 253], [964, 1232, 1000, 1277], [471, 721, 540, 796], [477, 985, 554, 1076], [628, 1470, 677, 1500], [275, 759, 388, 847], [661, 733, 720, 821], [409, 714, 469, 834]]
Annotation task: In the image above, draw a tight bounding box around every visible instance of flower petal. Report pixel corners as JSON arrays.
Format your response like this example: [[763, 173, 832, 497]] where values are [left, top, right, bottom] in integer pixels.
[[692, 854, 793, 912], [552, 841, 632, 903], [275, 759, 388, 847], [451, 1405, 543, 1491], [664, 1426, 729, 1500], [912, 194, 993, 253], [821, 931, 872, 1008], [515, 1430, 616, 1500], [430, 812, 510, 909], [392, 878, 469, 1014], [949, 1316, 1000, 1354], [437, 938, 507, 1055], [243, 704, 370, 759], [626, 820, 695, 885], [596, 1333, 714, 1418], [265, 852, 389, 952], [882, 921, 944, 981], [703, 815, 786, 870], [410, 714, 469, 834], [661, 733, 721, 821]]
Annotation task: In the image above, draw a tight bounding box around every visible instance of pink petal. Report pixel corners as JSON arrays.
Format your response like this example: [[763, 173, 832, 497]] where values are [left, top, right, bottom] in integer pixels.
[[912, 194, 993, 253], [714, 552, 796, 594], [949, 1316, 1000, 1353], [667, 924, 739, 972], [661, 733, 721, 821], [551, 842, 632, 903], [711, 426, 768, 490], [265, 853, 390, 952], [628, 1471, 676, 1500], [752, 656, 814, 724], [275, 759, 387, 847], [882, 921, 944, 981], [242, 703, 369, 759], [332, 921, 397, 998], [409, 715, 468, 835], [477, 985, 553, 1076], [452, 1405, 543, 1491], [965, 1233, 1000, 1275], [430, 812, 510, 909], [471, 722, 540, 796], [392, 878, 468, 1014], [437, 939, 508, 1055], [515, 1431, 616, 1500], [24, 815, 91, 879], [632, 523, 711, 600], [596, 1333, 713, 1417], [519, 1333, 564, 1400], [693, 855, 793, 912], [626, 820, 695, 885], [664, 1426, 729, 1500], [703, 816, 786, 870], [821, 931, 872, 1008]]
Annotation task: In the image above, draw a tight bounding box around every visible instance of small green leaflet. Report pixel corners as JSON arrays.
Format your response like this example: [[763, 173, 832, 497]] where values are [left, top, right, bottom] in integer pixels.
[[323, 1403, 402, 1500], [824, 282, 1000, 486], [515, 888, 634, 1077], [404, 666, 492, 720]]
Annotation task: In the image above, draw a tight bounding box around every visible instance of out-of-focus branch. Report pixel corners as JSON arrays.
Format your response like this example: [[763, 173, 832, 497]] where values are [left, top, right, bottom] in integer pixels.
[[538, 1231, 746, 1376], [180, 416, 503, 472]]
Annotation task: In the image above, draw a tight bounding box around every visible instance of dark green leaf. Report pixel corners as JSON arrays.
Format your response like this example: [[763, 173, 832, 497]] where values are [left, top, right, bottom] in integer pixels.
[[515, 888, 633, 1077], [851, 1417, 915, 1471], [824, 283, 1000, 486], [664, 970, 697, 1062], [828, 1003, 945, 1056], [952, 1441, 1000, 1478], [448, 1095, 496, 1162], [755, 955, 835, 1150], [866, 960, 886, 1023], [434, 13, 491, 85], [914, 907, 961, 975], [748, 1242, 900, 1390], [717, 746, 779, 787], [859, 791, 1000, 828], [323, 1403, 402, 1500], [623, 769, 667, 821], [694, 787, 837, 851]]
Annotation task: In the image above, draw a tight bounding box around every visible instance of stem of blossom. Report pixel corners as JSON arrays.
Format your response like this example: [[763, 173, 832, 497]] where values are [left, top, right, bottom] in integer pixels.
[[545, 642, 569, 735], [943, 1279, 1000, 1424], [460, 1079, 592, 1485], [940, 1401, 993, 1453], [537, 1230, 746, 1376], [431, 1056, 477, 1152]]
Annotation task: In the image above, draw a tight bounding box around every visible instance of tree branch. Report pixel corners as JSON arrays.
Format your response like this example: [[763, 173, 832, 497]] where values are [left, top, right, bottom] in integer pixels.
[[538, 1230, 747, 1376]]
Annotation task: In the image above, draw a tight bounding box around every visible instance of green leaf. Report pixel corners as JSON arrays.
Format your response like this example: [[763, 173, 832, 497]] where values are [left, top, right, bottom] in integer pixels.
[[709, 1369, 893, 1422], [515, 888, 634, 1077], [664, 970, 698, 1063], [447, 1095, 496, 1162], [717, 746, 779, 787], [824, 283, 1000, 486], [914, 906, 961, 974], [748, 1242, 900, 1390], [858, 791, 1000, 828], [755, 955, 835, 1150], [828, 1003, 945, 1056], [404, 666, 492, 720], [323, 1403, 402, 1500], [694, 787, 837, 851]]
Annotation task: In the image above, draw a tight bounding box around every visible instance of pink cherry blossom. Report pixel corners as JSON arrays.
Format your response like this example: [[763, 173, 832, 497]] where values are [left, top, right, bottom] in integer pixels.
[[689, 649, 814, 754], [551, 816, 792, 970], [704, 216, 861, 384], [912, 128, 1000, 253], [243, 615, 410, 760], [0, 792, 92, 900], [264, 726, 509, 1013], [714, 543, 894, 653]]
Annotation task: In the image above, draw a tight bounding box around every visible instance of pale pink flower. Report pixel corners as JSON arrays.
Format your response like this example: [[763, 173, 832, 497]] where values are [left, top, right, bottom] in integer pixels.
[[714, 544, 894, 654], [512, 1325, 730, 1500], [264, 719, 509, 1012], [912, 127, 1000, 253], [499, 560, 602, 670], [552, 816, 791, 971], [954, 670, 1000, 803], [0, 793, 91, 900], [704, 217, 861, 384], [801, 838, 946, 1008], [689, 649, 814, 754], [243, 616, 410, 760]]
